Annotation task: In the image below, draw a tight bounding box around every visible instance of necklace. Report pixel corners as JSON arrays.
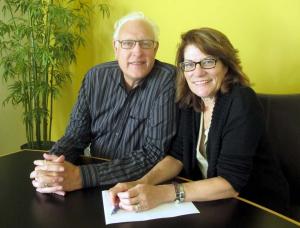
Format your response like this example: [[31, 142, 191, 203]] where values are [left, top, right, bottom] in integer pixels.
[[203, 98, 215, 130]]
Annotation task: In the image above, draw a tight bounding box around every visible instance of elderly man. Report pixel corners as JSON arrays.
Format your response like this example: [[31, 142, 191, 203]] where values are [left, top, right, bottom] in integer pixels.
[[30, 12, 176, 195]]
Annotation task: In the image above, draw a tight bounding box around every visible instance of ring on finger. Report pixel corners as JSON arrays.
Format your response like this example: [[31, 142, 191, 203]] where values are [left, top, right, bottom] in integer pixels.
[[136, 203, 142, 212], [43, 183, 50, 188]]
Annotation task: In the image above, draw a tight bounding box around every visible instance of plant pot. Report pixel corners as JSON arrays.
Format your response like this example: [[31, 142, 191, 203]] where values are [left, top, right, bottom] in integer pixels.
[[20, 141, 55, 150]]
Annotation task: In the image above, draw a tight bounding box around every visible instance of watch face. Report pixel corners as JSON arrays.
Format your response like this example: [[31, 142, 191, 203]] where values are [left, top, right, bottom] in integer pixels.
[[179, 192, 185, 202], [173, 182, 185, 203], [174, 182, 185, 203], [178, 184, 185, 202]]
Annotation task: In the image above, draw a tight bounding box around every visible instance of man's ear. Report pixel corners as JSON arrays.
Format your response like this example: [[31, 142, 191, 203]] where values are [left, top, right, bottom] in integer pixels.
[[113, 40, 118, 59], [154, 42, 159, 55]]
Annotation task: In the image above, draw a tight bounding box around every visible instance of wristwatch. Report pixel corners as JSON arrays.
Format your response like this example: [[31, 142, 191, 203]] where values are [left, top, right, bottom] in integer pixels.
[[173, 182, 185, 203]]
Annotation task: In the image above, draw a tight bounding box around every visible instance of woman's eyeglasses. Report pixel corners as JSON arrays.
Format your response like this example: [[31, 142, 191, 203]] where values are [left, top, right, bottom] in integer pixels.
[[180, 58, 217, 72]]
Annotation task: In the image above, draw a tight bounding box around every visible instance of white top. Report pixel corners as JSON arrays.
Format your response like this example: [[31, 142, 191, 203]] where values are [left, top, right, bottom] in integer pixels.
[[196, 113, 209, 178]]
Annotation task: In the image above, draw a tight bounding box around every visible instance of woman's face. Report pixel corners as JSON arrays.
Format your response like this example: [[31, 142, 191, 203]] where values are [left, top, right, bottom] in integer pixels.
[[183, 44, 228, 100]]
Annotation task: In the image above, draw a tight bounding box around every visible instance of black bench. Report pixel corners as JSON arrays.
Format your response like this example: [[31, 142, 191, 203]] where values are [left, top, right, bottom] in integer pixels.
[[258, 94, 300, 221]]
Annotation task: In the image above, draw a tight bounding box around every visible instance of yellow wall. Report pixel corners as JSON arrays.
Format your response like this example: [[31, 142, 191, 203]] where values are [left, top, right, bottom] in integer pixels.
[[1, 0, 300, 153], [52, 0, 300, 139]]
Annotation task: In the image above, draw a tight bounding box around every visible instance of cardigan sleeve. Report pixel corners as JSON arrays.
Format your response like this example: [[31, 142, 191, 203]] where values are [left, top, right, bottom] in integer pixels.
[[168, 106, 199, 179], [168, 107, 184, 161], [214, 87, 265, 192]]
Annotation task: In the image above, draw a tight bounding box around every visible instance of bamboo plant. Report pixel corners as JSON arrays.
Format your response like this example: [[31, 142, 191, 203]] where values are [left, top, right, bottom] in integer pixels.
[[0, 0, 109, 149]]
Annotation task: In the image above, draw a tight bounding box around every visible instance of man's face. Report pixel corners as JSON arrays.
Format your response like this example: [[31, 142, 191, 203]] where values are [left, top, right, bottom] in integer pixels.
[[114, 20, 158, 88]]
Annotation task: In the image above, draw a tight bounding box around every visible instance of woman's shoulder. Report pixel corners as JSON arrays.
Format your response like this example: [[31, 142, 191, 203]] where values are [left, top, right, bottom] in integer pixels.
[[226, 85, 260, 108], [224, 85, 264, 123], [216, 85, 263, 120], [230, 85, 257, 99]]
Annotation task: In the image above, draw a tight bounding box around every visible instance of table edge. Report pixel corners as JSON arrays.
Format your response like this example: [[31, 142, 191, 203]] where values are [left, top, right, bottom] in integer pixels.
[[2, 150, 299, 226]]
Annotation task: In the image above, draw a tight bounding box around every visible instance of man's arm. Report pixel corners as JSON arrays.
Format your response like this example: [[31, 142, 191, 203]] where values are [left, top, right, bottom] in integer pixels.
[[29, 75, 92, 195], [50, 75, 92, 162]]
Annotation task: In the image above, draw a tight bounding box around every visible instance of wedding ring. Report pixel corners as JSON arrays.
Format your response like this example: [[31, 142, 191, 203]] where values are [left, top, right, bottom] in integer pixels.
[[136, 203, 142, 212], [44, 183, 50, 188]]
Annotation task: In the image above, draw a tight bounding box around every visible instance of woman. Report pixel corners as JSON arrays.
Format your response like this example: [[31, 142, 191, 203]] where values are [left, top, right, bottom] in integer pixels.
[[109, 28, 289, 215]]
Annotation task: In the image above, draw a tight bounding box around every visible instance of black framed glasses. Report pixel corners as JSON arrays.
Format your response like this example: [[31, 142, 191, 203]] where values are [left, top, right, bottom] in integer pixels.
[[180, 58, 217, 72], [116, 40, 157, 49]]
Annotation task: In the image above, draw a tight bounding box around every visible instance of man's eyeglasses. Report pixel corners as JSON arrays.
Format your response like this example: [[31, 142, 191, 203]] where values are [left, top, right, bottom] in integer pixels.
[[180, 58, 217, 72], [116, 40, 157, 49]]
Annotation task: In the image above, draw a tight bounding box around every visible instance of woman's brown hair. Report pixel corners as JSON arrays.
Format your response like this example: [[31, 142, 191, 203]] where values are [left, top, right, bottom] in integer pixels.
[[176, 28, 250, 112]]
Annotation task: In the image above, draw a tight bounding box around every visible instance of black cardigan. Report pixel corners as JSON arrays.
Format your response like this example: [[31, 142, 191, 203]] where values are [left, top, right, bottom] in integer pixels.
[[169, 85, 290, 214]]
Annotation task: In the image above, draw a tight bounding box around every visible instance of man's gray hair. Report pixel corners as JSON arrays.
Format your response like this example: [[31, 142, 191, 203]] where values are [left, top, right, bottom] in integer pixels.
[[113, 12, 159, 41]]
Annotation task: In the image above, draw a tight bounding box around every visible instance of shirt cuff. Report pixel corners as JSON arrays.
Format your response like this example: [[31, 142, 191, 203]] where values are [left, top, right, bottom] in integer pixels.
[[79, 164, 100, 188]]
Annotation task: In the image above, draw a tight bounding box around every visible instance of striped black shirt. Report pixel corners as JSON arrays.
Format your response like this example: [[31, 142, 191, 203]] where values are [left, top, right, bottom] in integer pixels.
[[50, 60, 177, 187]]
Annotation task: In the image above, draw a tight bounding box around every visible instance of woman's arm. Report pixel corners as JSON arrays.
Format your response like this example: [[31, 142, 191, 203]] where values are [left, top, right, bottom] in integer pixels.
[[183, 176, 238, 201], [139, 155, 183, 185], [116, 176, 238, 212]]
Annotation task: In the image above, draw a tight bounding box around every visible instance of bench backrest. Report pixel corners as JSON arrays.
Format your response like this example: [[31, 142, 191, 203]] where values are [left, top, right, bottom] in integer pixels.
[[258, 94, 300, 204]]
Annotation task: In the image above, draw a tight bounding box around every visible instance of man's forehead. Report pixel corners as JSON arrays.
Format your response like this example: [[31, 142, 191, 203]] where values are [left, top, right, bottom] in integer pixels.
[[118, 20, 155, 40]]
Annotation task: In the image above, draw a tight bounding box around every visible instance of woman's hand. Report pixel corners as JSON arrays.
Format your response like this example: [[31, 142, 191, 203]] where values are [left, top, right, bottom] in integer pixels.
[[116, 184, 174, 212], [109, 181, 139, 207]]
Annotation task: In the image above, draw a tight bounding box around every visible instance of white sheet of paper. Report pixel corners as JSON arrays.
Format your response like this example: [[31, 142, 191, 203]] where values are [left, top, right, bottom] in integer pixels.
[[102, 190, 200, 224]]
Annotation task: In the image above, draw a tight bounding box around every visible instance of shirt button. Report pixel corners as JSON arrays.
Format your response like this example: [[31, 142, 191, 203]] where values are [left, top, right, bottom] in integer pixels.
[[115, 133, 119, 136]]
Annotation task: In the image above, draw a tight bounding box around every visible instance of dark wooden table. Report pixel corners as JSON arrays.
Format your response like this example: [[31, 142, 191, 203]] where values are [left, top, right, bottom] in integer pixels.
[[0, 150, 299, 228]]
